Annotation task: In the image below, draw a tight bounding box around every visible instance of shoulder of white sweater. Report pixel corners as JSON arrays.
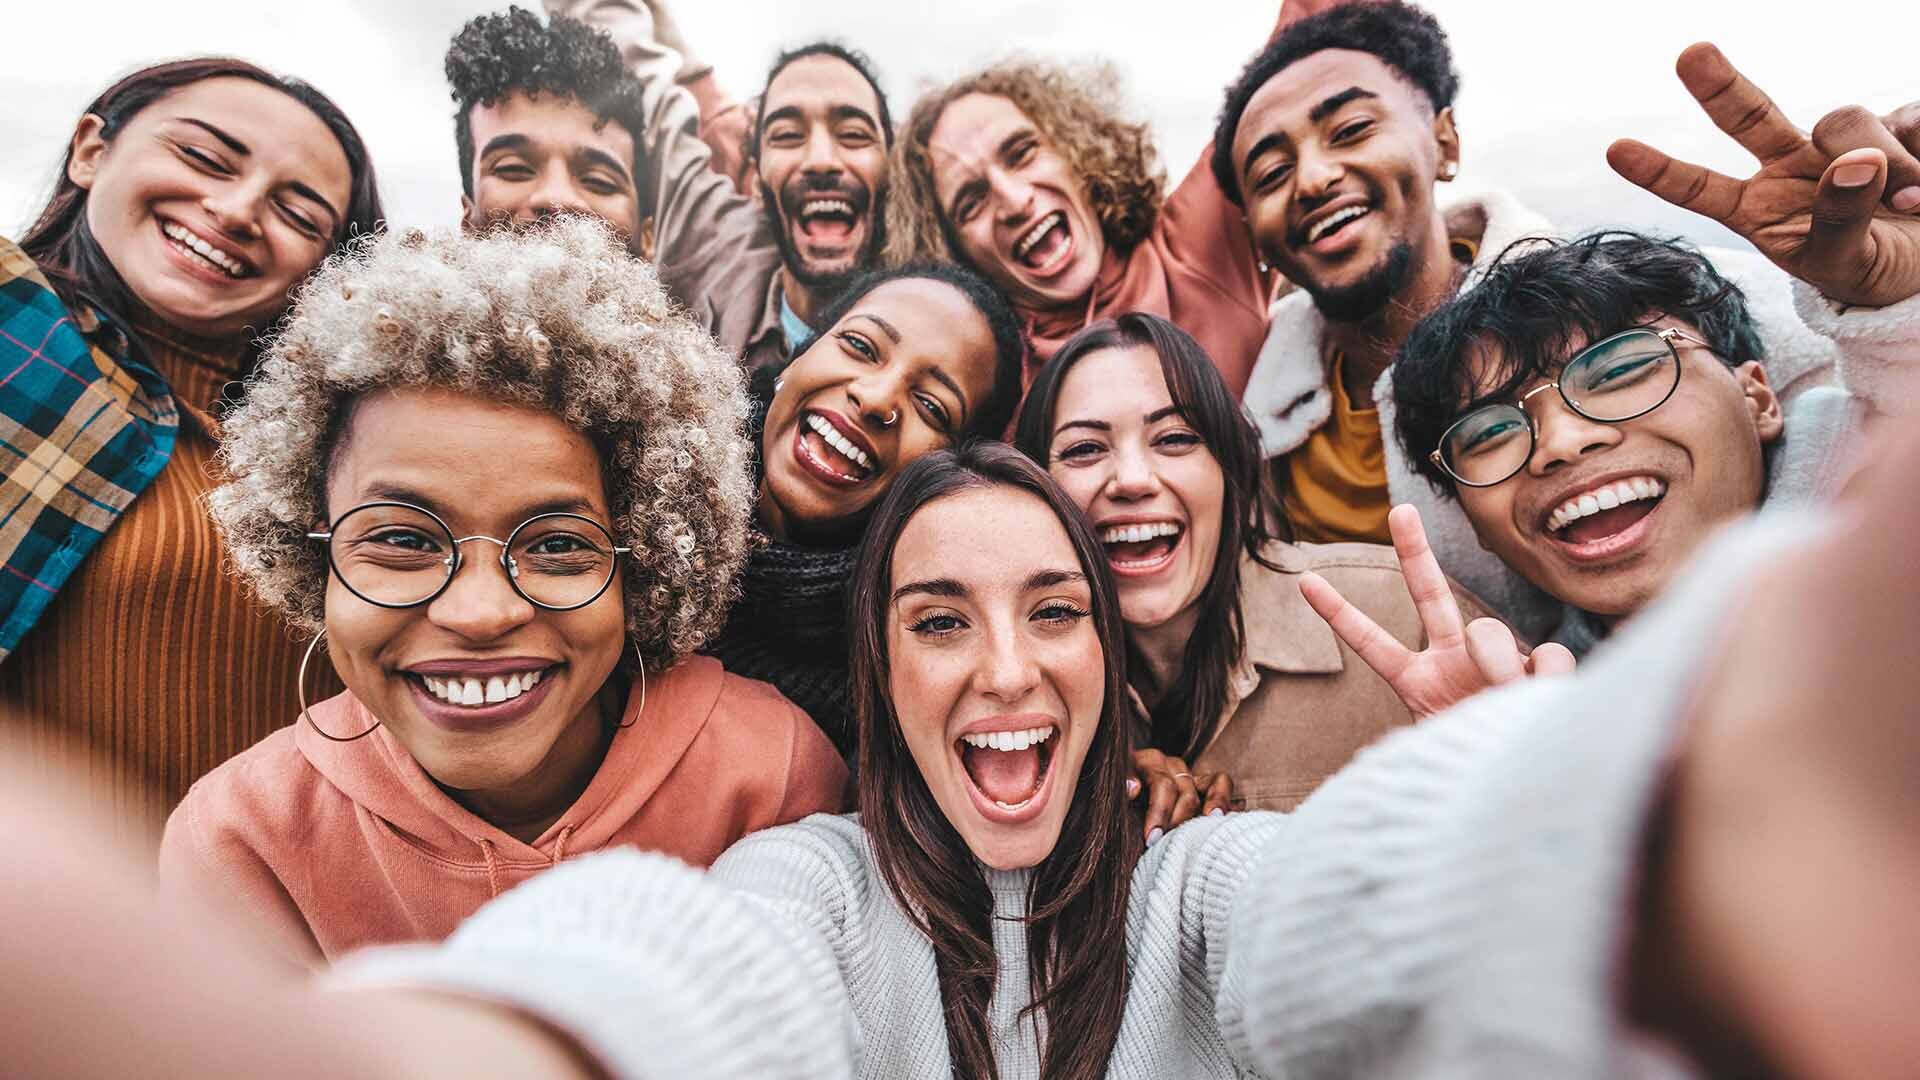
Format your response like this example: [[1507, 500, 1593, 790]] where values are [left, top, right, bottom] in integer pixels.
[[1221, 508, 1830, 1078], [1789, 280, 1920, 412]]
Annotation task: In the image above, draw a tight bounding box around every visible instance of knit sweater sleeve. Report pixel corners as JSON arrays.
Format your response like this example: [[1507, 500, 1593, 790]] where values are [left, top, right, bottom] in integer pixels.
[[330, 821, 867, 1080], [1212, 510, 1826, 1078], [1790, 281, 1920, 414]]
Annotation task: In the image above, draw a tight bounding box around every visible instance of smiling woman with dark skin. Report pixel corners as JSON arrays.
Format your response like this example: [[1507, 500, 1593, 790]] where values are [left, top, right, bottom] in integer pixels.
[[0, 58, 382, 815], [702, 263, 1028, 764], [161, 220, 846, 965]]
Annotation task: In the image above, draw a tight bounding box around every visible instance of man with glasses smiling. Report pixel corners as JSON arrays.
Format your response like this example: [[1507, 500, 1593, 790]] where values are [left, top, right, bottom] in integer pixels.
[[1389, 228, 1918, 655]]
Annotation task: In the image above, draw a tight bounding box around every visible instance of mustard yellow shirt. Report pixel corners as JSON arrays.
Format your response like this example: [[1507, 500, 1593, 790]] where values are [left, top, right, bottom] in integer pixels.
[[1281, 350, 1390, 544]]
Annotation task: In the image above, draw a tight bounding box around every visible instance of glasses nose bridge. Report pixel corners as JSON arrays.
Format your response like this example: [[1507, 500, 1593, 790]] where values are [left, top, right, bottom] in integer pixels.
[[449, 533, 518, 579]]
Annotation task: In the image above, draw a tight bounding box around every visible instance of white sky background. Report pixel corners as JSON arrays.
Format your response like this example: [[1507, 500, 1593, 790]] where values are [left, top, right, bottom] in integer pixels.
[[1, 0, 1911, 253]]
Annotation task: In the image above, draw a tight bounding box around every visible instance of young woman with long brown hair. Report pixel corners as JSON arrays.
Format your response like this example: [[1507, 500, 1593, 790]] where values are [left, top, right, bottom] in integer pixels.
[[0, 58, 382, 814]]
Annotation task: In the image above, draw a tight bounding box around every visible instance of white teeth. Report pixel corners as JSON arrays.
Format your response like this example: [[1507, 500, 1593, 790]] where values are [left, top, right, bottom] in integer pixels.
[[1015, 212, 1065, 259], [960, 725, 1056, 751], [805, 414, 873, 471], [1548, 477, 1666, 533], [1306, 205, 1369, 243], [418, 669, 549, 707], [162, 222, 246, 277], [1099, 522, 1182, 545], [801, 198, 854, 217]]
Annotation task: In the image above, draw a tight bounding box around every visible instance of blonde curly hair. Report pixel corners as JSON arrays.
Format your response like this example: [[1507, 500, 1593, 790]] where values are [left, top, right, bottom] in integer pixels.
[[209, 218, 755, 671], [886, 57, 1165, 270]]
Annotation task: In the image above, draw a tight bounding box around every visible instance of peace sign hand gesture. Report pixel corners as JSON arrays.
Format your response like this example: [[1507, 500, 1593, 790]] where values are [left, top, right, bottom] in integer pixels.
[[1300, 505, 1576, 720], [1606, 43, 1920, 309]]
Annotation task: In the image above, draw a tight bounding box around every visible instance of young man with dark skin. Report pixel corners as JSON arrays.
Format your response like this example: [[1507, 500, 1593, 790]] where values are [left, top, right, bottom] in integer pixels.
[[546, 0, 892, 372], [446, 8, 654, 258], [1215, 1, 1920, 553]]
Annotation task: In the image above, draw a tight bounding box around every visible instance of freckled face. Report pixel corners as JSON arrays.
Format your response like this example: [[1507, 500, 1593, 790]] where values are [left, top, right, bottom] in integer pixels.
[[927, 93, 1104, 313], [462, 92, 644, 249], [759, 277, 998, 542], [1451, 320, 1782, 621], [1044, 345, 1225, 631], [887, 486, 1104, 870], [70, 77, 352, 339], [320, 388, 627, 797]]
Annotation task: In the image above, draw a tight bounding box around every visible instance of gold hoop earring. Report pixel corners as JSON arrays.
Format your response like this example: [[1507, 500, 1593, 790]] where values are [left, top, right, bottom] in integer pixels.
[[617, 642, 647, 729], [300, 632, 380, 742]]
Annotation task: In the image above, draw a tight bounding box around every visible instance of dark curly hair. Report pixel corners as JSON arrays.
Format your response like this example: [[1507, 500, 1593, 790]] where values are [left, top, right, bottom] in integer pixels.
[[811, 262, 1028, 440], [445, 6, 649, 198], [1393, 230, 1765, 497], [751, 41, 893, 157], [1212, 0, 1460, 204]]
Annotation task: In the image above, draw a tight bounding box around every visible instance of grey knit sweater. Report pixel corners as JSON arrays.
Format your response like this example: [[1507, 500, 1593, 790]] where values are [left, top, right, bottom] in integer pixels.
[[337, 511, 1822, 1079]]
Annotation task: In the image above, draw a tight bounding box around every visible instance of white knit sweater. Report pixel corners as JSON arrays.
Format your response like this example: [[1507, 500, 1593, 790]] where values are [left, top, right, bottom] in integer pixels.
[[335, 511, 1822, 1079]]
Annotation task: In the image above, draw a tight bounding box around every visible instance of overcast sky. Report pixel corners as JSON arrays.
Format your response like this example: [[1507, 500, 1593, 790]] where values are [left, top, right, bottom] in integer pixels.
[[2, 0, 1909, 253]]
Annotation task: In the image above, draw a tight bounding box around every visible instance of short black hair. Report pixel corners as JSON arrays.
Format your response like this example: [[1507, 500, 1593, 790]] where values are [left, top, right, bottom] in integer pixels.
[[809, 262, 1025, 439], [1393, 230, 1767, 497], [1212, 0, 1460, 204], [445, 6, 649, 198], [751, 41, 893, 159]]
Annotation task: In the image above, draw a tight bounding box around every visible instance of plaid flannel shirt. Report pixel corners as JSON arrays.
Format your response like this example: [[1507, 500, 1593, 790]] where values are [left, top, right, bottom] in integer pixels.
[[0, 237, 178, 661]]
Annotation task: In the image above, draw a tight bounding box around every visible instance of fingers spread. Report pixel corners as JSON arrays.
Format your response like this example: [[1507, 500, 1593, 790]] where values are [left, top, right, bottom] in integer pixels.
[[1606, 139, 1746, 225], [1673, 42, 1807, 164], [1528, 642, 1578, 678], [1802, 148, 1887, 302], [1464, 617, 1527, 688], [1301, 570, 1414, 683], [1388, 504, 1465, 645], [1813, 105, 1920, 212]]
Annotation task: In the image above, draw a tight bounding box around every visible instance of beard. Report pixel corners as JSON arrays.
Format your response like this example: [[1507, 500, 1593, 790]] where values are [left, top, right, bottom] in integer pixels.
[[760, 177, 889, 295], [1304, 240, 1414, 325]]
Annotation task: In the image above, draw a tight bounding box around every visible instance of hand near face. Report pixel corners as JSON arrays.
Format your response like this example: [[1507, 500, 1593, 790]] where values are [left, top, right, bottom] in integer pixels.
[[1607, 43, 1920, 308], [1300, 504, 1576, 719], [1127, 748, 1231, 844]]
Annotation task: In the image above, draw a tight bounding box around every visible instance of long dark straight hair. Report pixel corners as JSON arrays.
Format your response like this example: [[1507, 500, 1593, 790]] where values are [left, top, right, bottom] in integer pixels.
[[19, 57, 384, 347], [1013, 313, 1279, 759], [848, 442, 1141, 1080]]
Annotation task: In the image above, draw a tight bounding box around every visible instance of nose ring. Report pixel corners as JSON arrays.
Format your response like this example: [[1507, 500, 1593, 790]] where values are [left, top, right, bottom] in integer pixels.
[[881, 409, 898, 427]]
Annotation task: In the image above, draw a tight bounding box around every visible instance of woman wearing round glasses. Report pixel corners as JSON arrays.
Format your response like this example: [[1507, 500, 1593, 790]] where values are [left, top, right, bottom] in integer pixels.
[[1389, 228, 1918, 655], [159, 220, 847, 965]]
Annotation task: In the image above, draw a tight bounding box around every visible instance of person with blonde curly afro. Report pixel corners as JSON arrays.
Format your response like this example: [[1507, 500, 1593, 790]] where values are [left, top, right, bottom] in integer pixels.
[[158, 219, 847, 966], [884, 2, 1337, 398]]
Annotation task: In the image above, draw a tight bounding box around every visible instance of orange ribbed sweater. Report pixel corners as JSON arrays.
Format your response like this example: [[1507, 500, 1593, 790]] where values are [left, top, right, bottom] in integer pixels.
[[0, 326, 309, 822]]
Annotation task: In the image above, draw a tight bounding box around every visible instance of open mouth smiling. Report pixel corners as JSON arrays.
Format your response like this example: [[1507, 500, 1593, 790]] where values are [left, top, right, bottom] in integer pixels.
[[1541, 474, 1668, 561], [1099, 519, 1184, 576], [1011, 210, 1073, 274], [956, 721, 1059, 821], [401, 661, 564, 732], [159, 218, 255, 279], [793, 194, 864, 247], [1291, 197, 1374, 253], [794, 409, 879, 487]]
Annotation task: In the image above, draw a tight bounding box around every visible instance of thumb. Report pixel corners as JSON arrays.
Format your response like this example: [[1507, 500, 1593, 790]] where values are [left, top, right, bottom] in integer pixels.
[[1802, 147, 1888, 301]]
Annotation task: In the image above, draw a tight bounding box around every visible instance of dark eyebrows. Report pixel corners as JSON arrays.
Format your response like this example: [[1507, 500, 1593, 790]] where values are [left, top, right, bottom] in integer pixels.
[[928, 366, 970, 426], [1308, 86, 1379, 126], [889, 567, 1087, 605], [1240, 132, 1288, 179], [762, 104, 804, 129], [847, 313, 902, 343], [182, 118, 249, 155], [351, 485, 600, 523], [829, 104, 879, 131], [477, 133, 534, 161], [573, 146, 634, 185], [997, 126, 1035, 161], [1052, 404, 1182, 438]]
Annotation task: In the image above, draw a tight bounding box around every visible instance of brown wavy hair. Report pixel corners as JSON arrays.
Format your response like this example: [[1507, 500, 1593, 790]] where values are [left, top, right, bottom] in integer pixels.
[[848, 441, 1140, 1080], [886, 58, 1164, 272]]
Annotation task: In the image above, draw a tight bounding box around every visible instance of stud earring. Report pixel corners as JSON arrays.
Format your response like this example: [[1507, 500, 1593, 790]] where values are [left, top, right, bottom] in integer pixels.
[[773, 375, 785, 393], [1441, 162, 1458, 180]]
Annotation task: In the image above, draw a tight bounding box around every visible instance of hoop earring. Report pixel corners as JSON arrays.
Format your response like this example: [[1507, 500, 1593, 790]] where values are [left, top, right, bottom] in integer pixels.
[[617, 642, 647, 729], [300, 632, 379, 742]]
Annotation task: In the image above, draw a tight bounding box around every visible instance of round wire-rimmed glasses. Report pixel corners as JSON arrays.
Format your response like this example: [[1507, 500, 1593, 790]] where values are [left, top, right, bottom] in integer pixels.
[[307, 501, 633, 611], [1429, 326, 1696, 489]]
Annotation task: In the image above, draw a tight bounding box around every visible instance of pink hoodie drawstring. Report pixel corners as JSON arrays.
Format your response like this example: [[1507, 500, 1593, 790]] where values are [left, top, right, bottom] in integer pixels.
[[478, 837, 501, 898], [553, 824, 575, 864]]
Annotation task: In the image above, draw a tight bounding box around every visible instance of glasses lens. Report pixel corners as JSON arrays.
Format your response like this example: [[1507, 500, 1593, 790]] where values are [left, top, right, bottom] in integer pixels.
[[1440, 404, 1532, 486], [507, 515, 619, 609], [1563, 330, 1679, 421], [329, 505, 455, 606]]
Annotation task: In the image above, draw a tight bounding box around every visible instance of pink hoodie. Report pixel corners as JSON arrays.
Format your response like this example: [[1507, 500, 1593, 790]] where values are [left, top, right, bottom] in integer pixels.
[[160, 656, 846, 965]]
